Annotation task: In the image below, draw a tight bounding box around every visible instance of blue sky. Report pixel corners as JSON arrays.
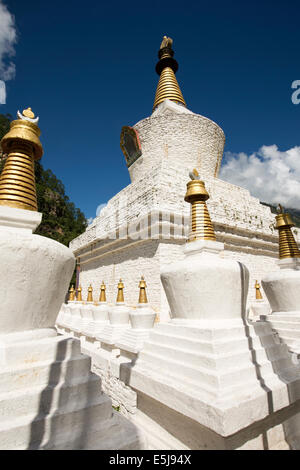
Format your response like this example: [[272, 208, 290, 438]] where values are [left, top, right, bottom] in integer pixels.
[[1, 0, 300, 216]]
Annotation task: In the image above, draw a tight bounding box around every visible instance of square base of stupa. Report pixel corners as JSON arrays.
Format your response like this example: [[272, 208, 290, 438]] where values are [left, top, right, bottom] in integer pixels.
[[113, 318, 300, 449], [261, 312, 300, 355], [0, 328, 144, 449]]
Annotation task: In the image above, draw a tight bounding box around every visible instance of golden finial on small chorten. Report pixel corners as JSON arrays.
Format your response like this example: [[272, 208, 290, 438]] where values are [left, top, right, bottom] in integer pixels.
[[0, 107, 43, 211], [116, 279, 125, 303], [255, 280, 263, 300], [153, 36, 186, 111], [138, 276, 148, 304], [275, 205, 300, 259], [87, 284, 93, 302], [76, 285, 82, 302], [68, 285, 75, 302], [22, 107, 35, 119], [184, 170, 216, 242], [99, 281, 106, 302]]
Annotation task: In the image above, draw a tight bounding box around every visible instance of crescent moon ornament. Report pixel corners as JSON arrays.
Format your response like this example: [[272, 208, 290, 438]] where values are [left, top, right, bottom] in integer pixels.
[[17, 108, 39, 123]]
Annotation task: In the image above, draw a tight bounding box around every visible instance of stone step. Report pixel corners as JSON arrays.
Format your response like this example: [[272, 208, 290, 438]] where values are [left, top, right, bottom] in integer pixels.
[[266, 320, 300, 331], [148, 330, 273, 354], [0, 374, 108, 422], [155, 321, 272, 342], [1, 336, 82, 367], [42, 417, 142, 450], [29, 412, 144, 450], [142, 340, 289, 372], [278, 337, 300, 354], [270, 328, 300, 340], [137, 349, 279, 391], [0, 394, 114, 450], [262, 314, 300, 324], [132, 355, 293, 415], [0, 355, 92, 394]]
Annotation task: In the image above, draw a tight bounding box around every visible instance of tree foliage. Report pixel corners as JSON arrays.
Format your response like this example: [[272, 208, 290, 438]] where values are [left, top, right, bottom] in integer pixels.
[[0, 113, 87, 247]]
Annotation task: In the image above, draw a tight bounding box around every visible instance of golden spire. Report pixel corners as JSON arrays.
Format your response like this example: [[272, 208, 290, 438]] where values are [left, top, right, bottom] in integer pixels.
[[275, 205, 300, 259], [76, 285, 82, 302], [68, 285, 75, 302], [153, 36, 186, 111], [255, 280, 263, 300], [116, 279, 124, 303], [184, 170, 216, 242], [138, 276, 148, 304], [87, 284, 93, 302], [0, 108, 43, 211], [99, 281, 106, 302]]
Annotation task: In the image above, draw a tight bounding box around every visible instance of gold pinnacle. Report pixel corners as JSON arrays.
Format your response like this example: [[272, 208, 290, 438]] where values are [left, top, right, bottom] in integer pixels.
[[255, 281, 263, 300], [275, 206, 300, 259], [87, 284, 93, 302], [99, 281, 106, 303], [153, 36, 186, 111], [68, 285, 75, 302], [184, 176, 216, 242], [0, 107, 43, 211], [116, 279, 125, 303], [77, 285, 82, 302], [138, 276, 148, 304], [22, 107, 35, 119]]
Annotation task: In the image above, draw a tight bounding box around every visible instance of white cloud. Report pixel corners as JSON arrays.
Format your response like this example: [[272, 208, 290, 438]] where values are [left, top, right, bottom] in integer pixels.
[[0, 1, 17, 83], [219, 145, 300, 210], [0, 80, 5, 104]]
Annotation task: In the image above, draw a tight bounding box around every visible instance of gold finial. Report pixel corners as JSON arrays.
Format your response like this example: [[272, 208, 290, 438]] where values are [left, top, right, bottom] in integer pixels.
[[184, 174, 216, 242], [160, 36, 173, 50], [116, 278, 125, 303], [99, 281, 106, 302], [87, 284, 93, 302], [255, 280, 263, 300], [138, 276, 148, 304], [22, 107, 35, 119], [0, 108, 43, 211], [76, 285, 82, 302], [153, 36, 186, 111], [68, 285, 75, 302], [275, 205, 300, 259]]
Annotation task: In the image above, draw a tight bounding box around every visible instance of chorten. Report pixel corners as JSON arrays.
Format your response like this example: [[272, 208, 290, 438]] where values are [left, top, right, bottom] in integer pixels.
[[70, 36, 289, 321]]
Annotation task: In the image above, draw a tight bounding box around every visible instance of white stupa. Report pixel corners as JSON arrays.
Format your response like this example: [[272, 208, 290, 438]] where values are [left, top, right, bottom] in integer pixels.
[[0, 108, 144, 450], [70, 36, 282, 320]]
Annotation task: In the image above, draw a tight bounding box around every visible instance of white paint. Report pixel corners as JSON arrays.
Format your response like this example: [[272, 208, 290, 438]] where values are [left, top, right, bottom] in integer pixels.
[[261, 257, 300, 354], [129, 303, 156, 330], [0, 207, 144, 449], [115, 303, 156, 354], [161, 240, 249, 321], [0, 207, 75, 335], [0, 205, 42, 233]]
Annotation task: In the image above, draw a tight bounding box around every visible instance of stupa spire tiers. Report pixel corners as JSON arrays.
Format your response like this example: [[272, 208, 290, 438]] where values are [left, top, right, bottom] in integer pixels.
[[76, 285, 82, 302], [68, 285, 75, 301], [0, 108, 43, 211], [255, 280, 263, 300], [138, 276, 148, 304], [116, 279, 125, 303], [87, 284, 93, 302], [184, 169, 216, 242], [153, 36, 186, 111], [99, 281, 106, 302], [275, 204, 300, 259]]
